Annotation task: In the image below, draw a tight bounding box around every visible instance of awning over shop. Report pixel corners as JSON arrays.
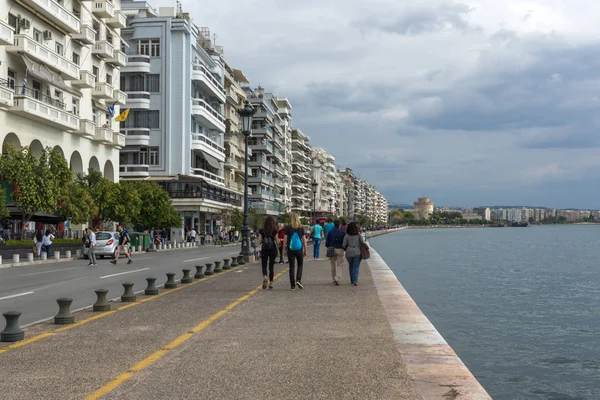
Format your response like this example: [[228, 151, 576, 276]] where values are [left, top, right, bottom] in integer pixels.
[[7, 206, 62, 224], [228, 143, 241, 158], [21, 55, 82, 97], [201, 151, 222, 170]]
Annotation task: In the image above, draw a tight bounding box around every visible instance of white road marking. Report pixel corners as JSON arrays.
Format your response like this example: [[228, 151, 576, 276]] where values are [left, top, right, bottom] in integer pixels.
[[99, 268, 150, 279], [0, 291, 34, 301], [183, 257, 209, 263], [21, 266, 79, 277], [229, 252, 240, 255]]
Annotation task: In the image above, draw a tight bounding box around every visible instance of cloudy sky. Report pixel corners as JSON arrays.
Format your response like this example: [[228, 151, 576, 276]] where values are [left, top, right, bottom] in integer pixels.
[[155, 0, 600, 209]]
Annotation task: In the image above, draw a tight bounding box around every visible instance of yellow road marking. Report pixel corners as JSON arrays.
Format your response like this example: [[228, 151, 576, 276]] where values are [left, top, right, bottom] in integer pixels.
[[0, 264, 247, 356], [85, 268, 289, 400]]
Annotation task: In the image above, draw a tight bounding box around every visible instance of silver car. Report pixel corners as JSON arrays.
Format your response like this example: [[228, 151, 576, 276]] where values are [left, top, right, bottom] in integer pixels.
[[83, 231, 132, 259]]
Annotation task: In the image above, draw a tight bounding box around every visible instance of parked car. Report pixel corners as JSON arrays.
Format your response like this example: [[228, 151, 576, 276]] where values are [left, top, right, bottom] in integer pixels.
[[83, 231, 132, 259]]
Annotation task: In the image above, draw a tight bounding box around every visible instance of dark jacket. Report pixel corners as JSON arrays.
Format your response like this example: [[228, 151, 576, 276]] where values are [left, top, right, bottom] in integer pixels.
[[326, 227, 346, 249]]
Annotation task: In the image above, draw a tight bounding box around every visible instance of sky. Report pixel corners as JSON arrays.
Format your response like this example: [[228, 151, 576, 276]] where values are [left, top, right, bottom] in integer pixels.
[[152, 0, 600, 209]]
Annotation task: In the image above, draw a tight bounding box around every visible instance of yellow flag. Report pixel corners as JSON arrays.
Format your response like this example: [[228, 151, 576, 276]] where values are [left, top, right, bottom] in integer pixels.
[[114, 108, 130, 122]]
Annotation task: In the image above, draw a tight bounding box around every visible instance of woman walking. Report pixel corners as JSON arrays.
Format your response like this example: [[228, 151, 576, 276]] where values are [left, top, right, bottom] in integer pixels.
[[312, 220, 324, 260], [342, 222, 365, 286], [283, 213, 307, 290], [43, 229, 55, 258], [258, 216, 279, 290], [34, 229, 44, 257]]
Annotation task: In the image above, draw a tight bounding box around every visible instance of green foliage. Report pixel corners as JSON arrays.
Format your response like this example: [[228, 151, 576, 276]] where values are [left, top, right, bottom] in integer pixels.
[[123, 181, 181, 230], [3, 238, 81, 246], [278, 213, 291, 224], [220, 207, 243, 230], [56, 181, 95, 225], [249, 209, 266, 230], [0, 186, 9, 219], [0, 145, 71, 225]]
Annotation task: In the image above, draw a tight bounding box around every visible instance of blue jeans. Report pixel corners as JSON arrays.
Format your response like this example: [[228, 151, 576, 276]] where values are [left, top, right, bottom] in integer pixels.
[[347, 256, 361, 284], [313, 238, 321, 258]]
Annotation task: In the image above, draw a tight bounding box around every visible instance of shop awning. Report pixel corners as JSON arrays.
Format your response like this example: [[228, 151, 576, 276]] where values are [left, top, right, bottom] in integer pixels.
[[201, 151, 222, 169], [228, 143, 241, 158]]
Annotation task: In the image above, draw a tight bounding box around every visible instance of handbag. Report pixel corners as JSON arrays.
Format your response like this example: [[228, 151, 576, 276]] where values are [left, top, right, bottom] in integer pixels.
[[326, 246, 335, 258], [360, 243, 370, 260]]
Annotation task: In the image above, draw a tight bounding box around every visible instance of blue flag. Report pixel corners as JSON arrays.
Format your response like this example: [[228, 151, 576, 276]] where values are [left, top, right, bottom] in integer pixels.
[[21, 69, 27, 95], [107, 103, 115, 118]]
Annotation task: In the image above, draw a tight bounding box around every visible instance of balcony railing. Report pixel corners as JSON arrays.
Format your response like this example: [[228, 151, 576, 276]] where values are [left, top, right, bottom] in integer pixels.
[[123, 54, 150, 73], [107, 50, 127, 66], [0, 19, 14, 46], [112, 132, 126, 148], [191, 98, 225, 125], [72, 70, 95, 88], [92, 0, 115, 18], [191, 133, 225, 153], [112, 89, 127, 105], [8, 35, 79, 80], [0, 79, 14, 107], [192, 63, 225, 100], [93, 82, 113, 99], [119, 164, 150, 177], [165, 187, 241, 206], [13, 86, 79, 130], [22, 0, 81, 33], [120, 127, 150, 145], [76, 119, 95, 137], [16, 86, 64, 109], [72, 24, 96, 44], [191, 167, 225, 185], [92, 40, 114, 58], [107, 10, 126, 28]]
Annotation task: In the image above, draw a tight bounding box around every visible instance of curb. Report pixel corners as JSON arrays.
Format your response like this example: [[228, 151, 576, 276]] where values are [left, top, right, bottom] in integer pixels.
[[0, 258, 74, 269]]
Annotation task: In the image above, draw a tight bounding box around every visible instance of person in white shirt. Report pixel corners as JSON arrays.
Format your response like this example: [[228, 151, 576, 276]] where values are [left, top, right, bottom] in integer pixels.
[[86, 227, 97, 266], [43, 229, 55, 258], [190, 228, 197, 242]]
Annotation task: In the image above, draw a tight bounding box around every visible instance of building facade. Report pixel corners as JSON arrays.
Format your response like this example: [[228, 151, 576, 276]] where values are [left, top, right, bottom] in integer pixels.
[[290, 128, 311, 215], [119, 4, 241, 237], [414, 197, 434, 220], [311, 147, 338, 215]]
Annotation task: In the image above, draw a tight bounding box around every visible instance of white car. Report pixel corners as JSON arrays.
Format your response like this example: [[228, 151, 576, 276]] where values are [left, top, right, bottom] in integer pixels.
[[83, 231, 132, 259]]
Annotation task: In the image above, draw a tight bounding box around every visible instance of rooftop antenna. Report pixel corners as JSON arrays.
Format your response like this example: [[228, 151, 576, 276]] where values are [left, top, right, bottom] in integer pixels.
[[212, 32, 218, 46], [176, 0, 182, 14]]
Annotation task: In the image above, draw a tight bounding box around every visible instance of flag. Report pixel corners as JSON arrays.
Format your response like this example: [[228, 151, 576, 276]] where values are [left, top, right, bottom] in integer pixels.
[[114, 108, 130, 122], [21, 69, 27, 95], [107, 102, 116, 118]]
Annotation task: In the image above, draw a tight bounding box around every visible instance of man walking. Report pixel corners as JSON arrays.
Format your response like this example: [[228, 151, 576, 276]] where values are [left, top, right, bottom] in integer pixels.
[[190, 227, 197, 243], [86, 227, 98, 266], [326, 220, 346, 285], [324, 217, 335, 239], [110, 225, 132, 265]]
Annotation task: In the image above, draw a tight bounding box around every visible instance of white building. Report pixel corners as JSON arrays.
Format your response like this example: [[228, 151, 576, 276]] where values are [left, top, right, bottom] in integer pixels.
[[311, 147, 337, 215], [290, 128, 311, 215]]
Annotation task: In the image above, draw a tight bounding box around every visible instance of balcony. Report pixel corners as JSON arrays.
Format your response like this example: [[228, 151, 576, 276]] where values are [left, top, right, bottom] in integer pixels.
[[7, 35, 79, 80], [21, 0, 80, 34], [251, 127, 273, 139], [75, 119, 95, 138], [191, 133, 226, 162], [192, 63, 226, 102], [92, 0, 115, 18], [248, 158, 273, 171], [121, 128, 150, 146], [122, 55, 150, 73], [191, 98, 225, 132], [225, 157, 243, 171], [112, 89, 127, 105], [72, 70, 95, 89], [0, 19, 14, 46], [107, 10, 126, 28], [11, 87, 79, 131], [251, 141, 274, 154], [93, 82, 114, 99], [0, 81, 14, 107], [120, 164, 150, 178], [107, 50, 126, 66], [191, 167, 225, 186], [92, 40, 114, 59], [72, 24, 96, 45], [94, 126, 113, 143], [124, 91, 150, 109], [111, 132, 126, 148], [249, 174, 275, 187]]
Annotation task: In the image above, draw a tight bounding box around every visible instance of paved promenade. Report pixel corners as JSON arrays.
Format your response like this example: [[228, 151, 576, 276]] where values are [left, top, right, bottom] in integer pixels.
[[0, 234, 490, 399]]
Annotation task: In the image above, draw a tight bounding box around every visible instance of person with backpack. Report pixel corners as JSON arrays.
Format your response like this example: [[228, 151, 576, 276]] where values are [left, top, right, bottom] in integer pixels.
[[283, 213, 307, 290], [34, 229, 44, 258], [110, 225, 132, 265], [258, 216, 279, 290], [342, 222, 367, 286], [277, 224, 285, 264]]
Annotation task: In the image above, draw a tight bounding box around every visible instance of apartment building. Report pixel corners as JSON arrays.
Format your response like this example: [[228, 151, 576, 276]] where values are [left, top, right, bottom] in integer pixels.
[[290, 128, 311, 215], [311, 147, 338, 215], [118, 3, 241, 235], [275, 97, 293, 213], [339, 168, 357, 218]]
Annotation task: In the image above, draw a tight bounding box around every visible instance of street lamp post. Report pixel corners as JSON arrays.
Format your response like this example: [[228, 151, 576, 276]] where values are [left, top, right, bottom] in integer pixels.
[[329, 197, 333, 214], [238, 100, 256, 260], [311, 181, 318, 224]]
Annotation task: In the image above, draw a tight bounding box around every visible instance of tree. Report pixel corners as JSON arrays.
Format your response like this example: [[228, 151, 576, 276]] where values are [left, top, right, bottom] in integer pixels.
[[220, 207, 243, 231], [0, 145, 71, 227], [123, 181, 181, 230], [56, 181, 95, 225], [389, 209, 405, 224], [249, 209, 266, 231]]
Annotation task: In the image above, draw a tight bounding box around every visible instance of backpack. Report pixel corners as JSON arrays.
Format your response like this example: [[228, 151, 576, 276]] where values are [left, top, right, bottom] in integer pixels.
[[262, 231, 275, 251], [289, 229, 303, 251]]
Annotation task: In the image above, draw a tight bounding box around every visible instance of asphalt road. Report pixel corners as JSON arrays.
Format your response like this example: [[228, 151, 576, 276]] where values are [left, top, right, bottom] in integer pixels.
[[0, 245, 247, 326]]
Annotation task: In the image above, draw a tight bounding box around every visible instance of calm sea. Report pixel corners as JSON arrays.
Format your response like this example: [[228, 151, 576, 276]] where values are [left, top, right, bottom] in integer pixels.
[[371, 225, 600, 400]]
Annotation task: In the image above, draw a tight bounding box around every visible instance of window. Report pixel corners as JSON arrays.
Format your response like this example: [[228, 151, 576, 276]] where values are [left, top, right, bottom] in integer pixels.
[[93, 24, 100, 40], [92, 108, 98, 124], [55, 42, 63, 56], [54, 90, 62, 100], [8, 14, 16, 29], [137, 39, 149, 55], [107, 33, 113, 43], [72, 98, 79, 115], [33, 29, 42, 43], [150, 39, 160, 57], [72, 52, 80, 65], [92, 66, 99, 83], [125, 110, 160, 129], [149, 147, 159, 165], [106, 73, 112, 85], [147, 74, 160, 92], [148, 110, 159, 128], [139, 149, 148, 165], [7, 70, 15, 89]]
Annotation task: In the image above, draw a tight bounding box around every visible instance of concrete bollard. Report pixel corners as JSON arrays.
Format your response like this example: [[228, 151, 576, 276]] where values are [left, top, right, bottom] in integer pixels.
[[93, 289, 111, 312], [237, 255, 246, 265], [205, 263, 214, 276], [54, 251, 60, 260], [27, 253, 34, 262], [54, 298, 75, 325], [230, 257, 238, 267], [1, 311, 25, 342], [137, 245, 142, 252], [165, 273, 178, 289], [0, 255, 2, 264], [214, 261, 222, 273], [65, 251, 72, 259], [181, 269, 193, 284], [194, 265, 205, 279], [12, 254, 19, 264], [121, 282, 136, 302], [145, 277, 159, 295], [223, 258, 231, 270], [41, 253, 47, 261], [76, 249, 82, 259], [168, 243, 172, 249]]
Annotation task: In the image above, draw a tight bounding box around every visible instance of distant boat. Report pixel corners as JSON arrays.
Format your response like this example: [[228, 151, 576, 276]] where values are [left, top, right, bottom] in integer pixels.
[[511, 222, 530, 227], [491, 223, 506, 227]]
